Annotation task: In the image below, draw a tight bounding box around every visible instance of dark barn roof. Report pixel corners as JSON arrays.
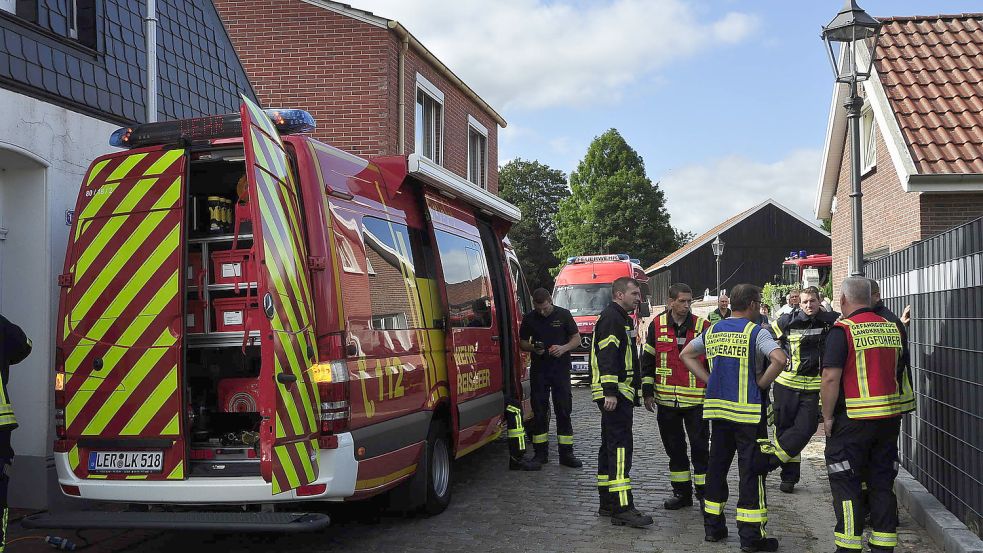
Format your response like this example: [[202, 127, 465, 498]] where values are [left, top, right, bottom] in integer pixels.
[[645, 199, 830, 300]]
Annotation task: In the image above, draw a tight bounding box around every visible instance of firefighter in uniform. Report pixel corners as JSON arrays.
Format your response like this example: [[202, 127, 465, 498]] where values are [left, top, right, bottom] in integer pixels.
[[768, 286, 839, 493], [591, 277, 653, 528], [641, 282, 711, 510], [821, 277, 915, 553], [708, 294, 731, 323], [1, 314, 32, 550], [519, 288, 583, 468], [681, 284, 787, 553]]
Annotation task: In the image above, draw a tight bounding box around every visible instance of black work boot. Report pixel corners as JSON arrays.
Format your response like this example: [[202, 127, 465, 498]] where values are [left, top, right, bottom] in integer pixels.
[[531, 442, 548, 464], [705, 528, 728, 542], [664, 492, 694, 510], [611, 506, 654, 528], [558, 447, 582, 468], [740, 537, 779, 552], [780, 480, 795, 493], [508, 456, 542, 471]]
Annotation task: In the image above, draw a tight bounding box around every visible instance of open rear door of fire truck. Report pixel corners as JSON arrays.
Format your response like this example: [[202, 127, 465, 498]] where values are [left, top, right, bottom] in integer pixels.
[[240, 95, 321, 494]]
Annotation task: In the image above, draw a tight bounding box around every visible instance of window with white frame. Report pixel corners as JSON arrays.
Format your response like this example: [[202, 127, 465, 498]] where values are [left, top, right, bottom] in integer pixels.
[[467, 115, 488, 189], [861, 104, 877, 173], [415, 73, 444, 165]]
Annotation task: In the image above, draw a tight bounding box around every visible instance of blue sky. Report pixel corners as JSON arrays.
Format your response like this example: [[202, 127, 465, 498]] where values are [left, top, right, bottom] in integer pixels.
[[353, 1, 981, 234]]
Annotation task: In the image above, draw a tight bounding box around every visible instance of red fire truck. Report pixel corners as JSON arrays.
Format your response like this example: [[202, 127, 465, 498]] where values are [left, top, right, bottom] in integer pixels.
[[781, 251, 832, 289], [29, 97, 534, 532], [552, 254, 650, 378]]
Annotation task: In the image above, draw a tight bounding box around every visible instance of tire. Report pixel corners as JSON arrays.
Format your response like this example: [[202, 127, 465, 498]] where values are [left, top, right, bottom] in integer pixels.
[[423, 420, 452, 515]]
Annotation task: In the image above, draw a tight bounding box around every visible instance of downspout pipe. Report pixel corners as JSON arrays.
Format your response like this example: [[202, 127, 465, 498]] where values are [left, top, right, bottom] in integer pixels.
[[398, 35, 408, 154], [145, 0, 158, 122]]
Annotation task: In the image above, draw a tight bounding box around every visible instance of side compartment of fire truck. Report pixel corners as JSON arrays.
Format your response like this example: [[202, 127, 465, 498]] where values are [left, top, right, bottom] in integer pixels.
[[183, 148, 262, 477]]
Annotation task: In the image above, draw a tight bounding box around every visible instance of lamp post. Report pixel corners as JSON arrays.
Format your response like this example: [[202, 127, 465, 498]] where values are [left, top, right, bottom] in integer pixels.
[[711, 235, 725, 296], [822, 0, 881, 276]]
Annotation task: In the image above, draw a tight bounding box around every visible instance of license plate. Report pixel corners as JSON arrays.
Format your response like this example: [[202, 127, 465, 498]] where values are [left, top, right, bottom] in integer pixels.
[[571, 361, 589, 374], [88, 451, 164, 473]]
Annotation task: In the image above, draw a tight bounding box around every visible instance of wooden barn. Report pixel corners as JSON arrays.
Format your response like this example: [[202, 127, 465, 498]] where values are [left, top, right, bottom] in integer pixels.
[[646, 199, 830, 301]]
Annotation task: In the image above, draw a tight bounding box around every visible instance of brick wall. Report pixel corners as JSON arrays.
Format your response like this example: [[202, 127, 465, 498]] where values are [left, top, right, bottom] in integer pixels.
[[214, 0, 499, 193], [829, 112, 920, 300], [920, 193, 983, 239]]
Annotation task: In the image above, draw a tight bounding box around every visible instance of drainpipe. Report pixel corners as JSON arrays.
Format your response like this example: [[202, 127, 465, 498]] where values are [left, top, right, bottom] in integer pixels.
[[145, 0, 158, 122], [398, 34, 409, 154]]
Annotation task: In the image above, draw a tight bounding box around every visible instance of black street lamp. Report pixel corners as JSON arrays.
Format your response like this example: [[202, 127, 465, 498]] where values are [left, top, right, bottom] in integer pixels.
[[822, 0, 882, 276], [711, 235, 725, 296]]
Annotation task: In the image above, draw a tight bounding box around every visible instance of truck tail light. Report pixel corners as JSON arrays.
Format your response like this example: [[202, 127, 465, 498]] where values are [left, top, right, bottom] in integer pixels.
[[296, 483, 327, 497], [54, 347, 66, 440], [316, 360, 349, 439]]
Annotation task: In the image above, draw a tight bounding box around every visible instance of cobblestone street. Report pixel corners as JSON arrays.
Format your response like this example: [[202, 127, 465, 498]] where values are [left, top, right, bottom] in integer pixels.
[[8, 386, 938, 552]]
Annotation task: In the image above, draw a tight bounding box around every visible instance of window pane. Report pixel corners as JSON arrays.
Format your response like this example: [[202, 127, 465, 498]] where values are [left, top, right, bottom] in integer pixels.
[[509, 258, 532, 315], [432, 100, 443, 164], [435, 230, 492, 328], [415, 91, 425, 157], [363, 217, 421, 330]]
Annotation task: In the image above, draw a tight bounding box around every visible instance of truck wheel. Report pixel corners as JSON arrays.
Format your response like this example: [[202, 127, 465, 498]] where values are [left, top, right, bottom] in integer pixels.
[[423, 421, 452, 515]]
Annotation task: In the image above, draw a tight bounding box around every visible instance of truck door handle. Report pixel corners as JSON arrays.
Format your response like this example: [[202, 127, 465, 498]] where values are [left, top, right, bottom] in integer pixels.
[[491, 335, 500, 342], [277, 373, 297, 385]]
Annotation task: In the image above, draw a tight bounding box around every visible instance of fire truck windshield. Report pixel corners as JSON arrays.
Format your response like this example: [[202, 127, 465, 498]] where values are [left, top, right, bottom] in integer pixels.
[[553, 284, 612, 316], [782, 264, 800, 286]]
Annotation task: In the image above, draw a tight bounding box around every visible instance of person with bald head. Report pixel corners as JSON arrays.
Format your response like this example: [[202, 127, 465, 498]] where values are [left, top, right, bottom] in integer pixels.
[[821, 277, 915, 553], [708, 293, 731, 324]]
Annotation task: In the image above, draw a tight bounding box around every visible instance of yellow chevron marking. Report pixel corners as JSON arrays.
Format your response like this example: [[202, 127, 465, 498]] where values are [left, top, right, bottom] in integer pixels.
[[81, 328, 174, 435], [296, 440, 315, 483], [86, 159, 111, 186], [167, 461, 183, 480], [106, 153, 148, 182], [120, 364, 177, 435], [67, 224, 180, 369], [144, 150, 183, 176], [67, 281, 178, 429], [69, 445, 79, 470], [163, 413, 179, 435]]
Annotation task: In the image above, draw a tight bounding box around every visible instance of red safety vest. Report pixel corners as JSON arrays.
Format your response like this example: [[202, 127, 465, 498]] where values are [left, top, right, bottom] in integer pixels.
[[836, 311, 915, 420], [646, 313, 709, 407]]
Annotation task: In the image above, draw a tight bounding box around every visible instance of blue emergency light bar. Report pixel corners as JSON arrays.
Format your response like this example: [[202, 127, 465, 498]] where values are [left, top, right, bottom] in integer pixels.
[[109, 109, 316, 149]]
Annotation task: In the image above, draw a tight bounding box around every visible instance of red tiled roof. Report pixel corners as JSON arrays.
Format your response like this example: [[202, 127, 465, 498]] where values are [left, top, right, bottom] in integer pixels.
[[876, 14, 983, 174]]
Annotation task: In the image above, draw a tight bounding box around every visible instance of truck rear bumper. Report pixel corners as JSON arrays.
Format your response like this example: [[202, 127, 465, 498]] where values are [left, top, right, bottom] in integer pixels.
[[55, 433, 358, 504]]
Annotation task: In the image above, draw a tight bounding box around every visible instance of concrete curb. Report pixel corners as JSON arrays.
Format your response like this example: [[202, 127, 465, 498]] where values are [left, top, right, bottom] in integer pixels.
[[895, 468, 983, 553]]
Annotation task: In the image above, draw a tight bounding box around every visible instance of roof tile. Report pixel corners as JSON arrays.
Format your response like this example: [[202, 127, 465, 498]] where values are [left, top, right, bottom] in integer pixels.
[[875, 14, 983, 174]]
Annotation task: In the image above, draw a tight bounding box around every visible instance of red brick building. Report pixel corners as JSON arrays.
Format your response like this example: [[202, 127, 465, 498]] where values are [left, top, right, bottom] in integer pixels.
[[213, 0, 506, 193], [815, 14, 983, 296]]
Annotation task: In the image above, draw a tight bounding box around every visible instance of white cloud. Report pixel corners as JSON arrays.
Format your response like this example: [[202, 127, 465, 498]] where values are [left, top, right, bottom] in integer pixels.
[[348, 0, 759, 110], [659, 149, 823, 235]]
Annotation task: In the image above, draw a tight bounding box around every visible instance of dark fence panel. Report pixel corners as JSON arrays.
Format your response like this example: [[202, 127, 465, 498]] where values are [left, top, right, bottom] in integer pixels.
[[866, 216, 983, 535]]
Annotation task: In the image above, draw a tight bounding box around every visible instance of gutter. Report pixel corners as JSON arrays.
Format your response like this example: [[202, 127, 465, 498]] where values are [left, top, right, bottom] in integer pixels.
[[907, 173, 983, 192], [387, 21, 507, 129]]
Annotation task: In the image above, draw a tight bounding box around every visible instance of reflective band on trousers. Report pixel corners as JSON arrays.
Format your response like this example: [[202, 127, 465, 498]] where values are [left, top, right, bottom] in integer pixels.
[[704, 500, 725, 515], [828, 460, 852, 474], [597, 474, 609, 488], [693, 473, 706, 486], [614, 447, 629, 507], [836, 499, 863, 550], [736, 507, 768, 523], [669, 470, 690, 483], [869, 531, 898, 548], [532, 433, 549, 444], [506, 405, 526, 450], [557, 434, 573, 445]]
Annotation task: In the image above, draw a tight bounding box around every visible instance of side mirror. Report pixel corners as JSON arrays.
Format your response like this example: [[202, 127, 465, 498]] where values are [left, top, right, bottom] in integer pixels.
[[637, 302, 651, 318]]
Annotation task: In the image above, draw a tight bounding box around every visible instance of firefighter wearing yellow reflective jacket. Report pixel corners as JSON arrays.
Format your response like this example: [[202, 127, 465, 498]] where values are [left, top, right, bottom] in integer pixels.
[[768, 287, 839, 494], [590, 277, 653, 528], [680, 284, 787, 553], [640, 283, 711, 510], [821, 277, 915, 553], [1, 314, 32, 552]]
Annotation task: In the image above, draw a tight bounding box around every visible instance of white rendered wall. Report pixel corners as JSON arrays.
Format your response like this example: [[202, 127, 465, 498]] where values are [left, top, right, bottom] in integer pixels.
[[0, 87, 120, 507]]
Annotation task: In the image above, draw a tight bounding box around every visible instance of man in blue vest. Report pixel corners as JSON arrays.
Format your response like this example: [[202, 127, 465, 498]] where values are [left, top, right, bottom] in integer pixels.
[[680, 284, 787, 553], [1, 314, 32, 550]]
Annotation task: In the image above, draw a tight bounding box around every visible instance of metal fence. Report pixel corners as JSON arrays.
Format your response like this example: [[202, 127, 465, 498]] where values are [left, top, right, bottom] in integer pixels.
[[866, 216, 983, 535]]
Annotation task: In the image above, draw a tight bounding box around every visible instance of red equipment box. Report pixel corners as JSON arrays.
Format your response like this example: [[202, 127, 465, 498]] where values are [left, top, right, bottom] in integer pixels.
[[186, 300, 206, 333], [211, 249, 251, 285], [212, 296, 259, 332], [217, 377, 261, 413]]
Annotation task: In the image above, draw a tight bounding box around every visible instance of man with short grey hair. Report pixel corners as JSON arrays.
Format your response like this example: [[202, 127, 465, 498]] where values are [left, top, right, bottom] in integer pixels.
[[821, 276, 915, 552]]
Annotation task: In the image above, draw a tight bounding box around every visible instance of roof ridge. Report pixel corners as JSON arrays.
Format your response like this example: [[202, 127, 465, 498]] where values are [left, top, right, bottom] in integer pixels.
[[877, 13, 983, 23]]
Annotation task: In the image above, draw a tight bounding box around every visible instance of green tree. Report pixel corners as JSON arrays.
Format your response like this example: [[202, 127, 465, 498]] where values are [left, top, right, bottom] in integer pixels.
[[555, 129, 681, 268], [499, 159, 569, 291]]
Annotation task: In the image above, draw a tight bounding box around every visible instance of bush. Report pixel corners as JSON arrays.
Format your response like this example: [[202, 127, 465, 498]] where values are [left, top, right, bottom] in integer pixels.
[[762, 282, 797, 314]]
